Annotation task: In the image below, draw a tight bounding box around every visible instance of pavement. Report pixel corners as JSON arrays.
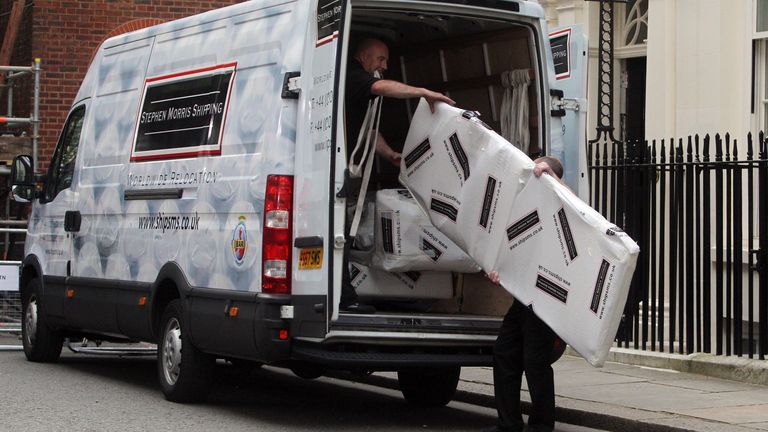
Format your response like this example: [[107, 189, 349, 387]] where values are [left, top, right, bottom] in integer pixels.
[[3, 331, 768, 431], [350, 347, 768, 432]]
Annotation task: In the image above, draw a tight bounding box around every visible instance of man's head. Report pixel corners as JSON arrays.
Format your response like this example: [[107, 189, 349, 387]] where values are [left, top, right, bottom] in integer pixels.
[[534, 156, 564, 179], [355, 38, 389, 74]]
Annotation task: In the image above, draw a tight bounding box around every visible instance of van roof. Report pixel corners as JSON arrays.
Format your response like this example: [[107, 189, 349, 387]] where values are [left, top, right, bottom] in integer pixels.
[[99, 0, 544, 51]]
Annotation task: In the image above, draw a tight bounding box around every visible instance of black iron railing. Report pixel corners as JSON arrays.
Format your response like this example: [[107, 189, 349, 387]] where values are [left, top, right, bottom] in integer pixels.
[[590, 133, 768, 359]]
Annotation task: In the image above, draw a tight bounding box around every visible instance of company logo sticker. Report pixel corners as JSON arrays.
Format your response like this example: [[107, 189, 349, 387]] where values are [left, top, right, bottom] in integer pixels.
[[420, 237, 444, 262], [349, 263, 362, 282], [479, 176, 498, 229], [507, 210, 541, 242], [535, 273, 569, 304], [404, 138, 432, 168], [380, 212, 395, 254], [591, 259, 611, 314], [556, 208, 578, 261], [448, 133, 470, 181], [231, 216, 248, 265], [430, 197, 459, 222]]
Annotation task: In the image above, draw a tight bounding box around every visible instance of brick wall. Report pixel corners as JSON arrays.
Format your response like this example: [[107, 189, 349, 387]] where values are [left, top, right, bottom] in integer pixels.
[[29, 0, 243, 171]]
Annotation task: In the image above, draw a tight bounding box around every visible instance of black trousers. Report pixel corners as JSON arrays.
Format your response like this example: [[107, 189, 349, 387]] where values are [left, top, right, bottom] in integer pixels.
[[493, 301, 557, 432]]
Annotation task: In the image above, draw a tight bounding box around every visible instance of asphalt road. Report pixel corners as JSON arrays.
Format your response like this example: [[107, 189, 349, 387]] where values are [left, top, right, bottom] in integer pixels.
[[0, 347, 604, 432]]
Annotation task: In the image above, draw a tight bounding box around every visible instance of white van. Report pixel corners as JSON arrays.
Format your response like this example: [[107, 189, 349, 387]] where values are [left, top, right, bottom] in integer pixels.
[[11, 0, 587, 404]]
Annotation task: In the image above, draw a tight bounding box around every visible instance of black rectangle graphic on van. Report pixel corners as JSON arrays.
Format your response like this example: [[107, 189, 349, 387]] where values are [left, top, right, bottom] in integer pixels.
[[507, 210, 540, 241], [479, 176, 497, 229], [536, 274, 568, 303], [448, 133, 470, 181], [430, 198, 458, 222], [421, 237, 443, 262], [381, 215, 395, 253], [404, 138, 431, 168], [132, 63, 236, 162], [590, 260, 611, 313], [316, 0, 342, 45], [557, 208, 578, 260]]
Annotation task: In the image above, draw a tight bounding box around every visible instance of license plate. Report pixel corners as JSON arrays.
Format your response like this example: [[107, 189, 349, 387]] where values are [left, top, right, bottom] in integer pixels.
[[298, 247, 323, 270]]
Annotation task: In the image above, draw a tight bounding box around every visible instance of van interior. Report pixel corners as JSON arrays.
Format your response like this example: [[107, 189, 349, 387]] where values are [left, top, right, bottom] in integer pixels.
[[341, 7, 543, 320]]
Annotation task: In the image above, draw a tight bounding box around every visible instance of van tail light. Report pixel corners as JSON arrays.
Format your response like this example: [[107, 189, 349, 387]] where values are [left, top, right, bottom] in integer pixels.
[[262, 175, 294, 294]]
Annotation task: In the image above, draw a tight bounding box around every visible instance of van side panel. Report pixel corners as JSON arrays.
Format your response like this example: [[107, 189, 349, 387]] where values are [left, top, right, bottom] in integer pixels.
[[41, 0, 310, 357]]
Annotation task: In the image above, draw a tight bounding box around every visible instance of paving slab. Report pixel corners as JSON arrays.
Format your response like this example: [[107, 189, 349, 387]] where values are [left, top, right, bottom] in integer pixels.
[[674, 404, 768, 425]]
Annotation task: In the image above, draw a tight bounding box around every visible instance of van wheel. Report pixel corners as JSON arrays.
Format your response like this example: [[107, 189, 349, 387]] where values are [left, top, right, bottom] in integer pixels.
[[157, 299, 213, 403], [22, 278, 64, 362], [290, 362, 325, 380], [398, 366, 460, 407]]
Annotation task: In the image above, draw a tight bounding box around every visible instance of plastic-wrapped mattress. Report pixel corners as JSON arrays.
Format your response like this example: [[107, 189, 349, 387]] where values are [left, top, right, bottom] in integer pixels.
[[399, 99, 639, 367]]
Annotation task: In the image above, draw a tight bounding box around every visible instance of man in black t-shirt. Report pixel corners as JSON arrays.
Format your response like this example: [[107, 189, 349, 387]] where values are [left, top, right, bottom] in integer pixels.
[[345, 38, 454, 167], [341, 38, 454, 313]]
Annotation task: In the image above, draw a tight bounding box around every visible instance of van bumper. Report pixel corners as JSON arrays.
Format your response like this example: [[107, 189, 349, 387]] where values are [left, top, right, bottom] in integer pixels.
[[290, 337, 495, 370]]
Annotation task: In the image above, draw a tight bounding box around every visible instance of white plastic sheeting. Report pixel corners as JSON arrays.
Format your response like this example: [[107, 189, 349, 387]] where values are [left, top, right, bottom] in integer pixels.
[[399, 99, 639, 367]]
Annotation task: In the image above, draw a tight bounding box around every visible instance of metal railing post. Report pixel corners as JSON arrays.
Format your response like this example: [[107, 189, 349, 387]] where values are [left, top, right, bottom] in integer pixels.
[[32, 58, 41, 174]]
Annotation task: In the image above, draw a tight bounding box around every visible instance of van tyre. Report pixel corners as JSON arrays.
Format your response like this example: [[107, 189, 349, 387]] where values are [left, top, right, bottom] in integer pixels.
[[290, 362, 325, 380], [157, 299, 213, 403], [397, 366, 460, 407], [21, 278, 64, 362]]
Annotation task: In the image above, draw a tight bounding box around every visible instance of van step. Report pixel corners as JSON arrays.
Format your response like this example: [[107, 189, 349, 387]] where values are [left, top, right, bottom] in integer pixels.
[[333, 313, 501, 334], [292, 343, 492, 368]]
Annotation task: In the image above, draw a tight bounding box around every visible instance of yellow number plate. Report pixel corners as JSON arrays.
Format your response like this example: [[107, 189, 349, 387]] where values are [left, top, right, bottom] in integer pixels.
[[298, 247, 323, 270]]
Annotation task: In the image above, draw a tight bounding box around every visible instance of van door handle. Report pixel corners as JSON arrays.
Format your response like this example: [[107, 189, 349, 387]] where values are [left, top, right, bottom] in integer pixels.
[[64, 210, 81, 232]]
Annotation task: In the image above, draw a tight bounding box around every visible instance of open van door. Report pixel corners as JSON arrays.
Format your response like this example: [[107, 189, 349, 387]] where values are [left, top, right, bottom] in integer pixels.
[[548, 25, 589, 199], [293, 0, 349, 332]]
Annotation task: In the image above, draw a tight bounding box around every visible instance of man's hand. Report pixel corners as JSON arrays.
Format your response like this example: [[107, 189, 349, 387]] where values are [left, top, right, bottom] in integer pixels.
[[486, 271, 500, 285], [534, 161, 556, 178], [385, 151, 402, 166], [375, 134, 402, 167], [423, 89, 455, 113]]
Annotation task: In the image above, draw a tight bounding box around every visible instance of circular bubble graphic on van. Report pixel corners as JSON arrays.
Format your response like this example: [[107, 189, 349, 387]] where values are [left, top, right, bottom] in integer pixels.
[[231, 216, 248, 265]]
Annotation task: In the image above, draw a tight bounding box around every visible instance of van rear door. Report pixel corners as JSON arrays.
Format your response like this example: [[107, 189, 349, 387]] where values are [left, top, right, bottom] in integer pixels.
[[548, 25, 588, 198], [293, 0, 349, 334]]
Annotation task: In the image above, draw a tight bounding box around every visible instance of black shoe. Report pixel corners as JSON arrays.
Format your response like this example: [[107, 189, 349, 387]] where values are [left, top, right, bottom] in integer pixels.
[[481, 427, 523, 432], [340, 302, 376, 314], [524, 426, 553, 432]]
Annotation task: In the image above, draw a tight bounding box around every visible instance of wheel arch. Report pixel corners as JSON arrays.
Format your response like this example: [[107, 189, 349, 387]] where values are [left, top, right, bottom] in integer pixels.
[[150, 262, 193, 340], [20, 255, 43, 304]]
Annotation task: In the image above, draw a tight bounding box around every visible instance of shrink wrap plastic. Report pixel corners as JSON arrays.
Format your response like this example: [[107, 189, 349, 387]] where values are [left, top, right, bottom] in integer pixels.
[[399, 99, 639, 367]]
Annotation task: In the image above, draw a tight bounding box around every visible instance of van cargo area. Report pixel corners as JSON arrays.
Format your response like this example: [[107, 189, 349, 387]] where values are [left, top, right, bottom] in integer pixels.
[[318, 8, 543, 347]]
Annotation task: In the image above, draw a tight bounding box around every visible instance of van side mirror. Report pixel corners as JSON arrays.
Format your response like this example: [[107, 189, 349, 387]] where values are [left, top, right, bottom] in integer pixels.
[[10, 155, 36, 203]]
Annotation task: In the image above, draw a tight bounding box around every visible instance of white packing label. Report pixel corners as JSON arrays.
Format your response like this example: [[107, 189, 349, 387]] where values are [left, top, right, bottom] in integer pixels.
[[0, 265, 20, 291]]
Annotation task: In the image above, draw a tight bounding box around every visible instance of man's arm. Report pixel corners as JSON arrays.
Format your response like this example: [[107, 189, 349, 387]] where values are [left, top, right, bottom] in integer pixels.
[[375, 132, 401, 166], [371, 79, 455, 112]]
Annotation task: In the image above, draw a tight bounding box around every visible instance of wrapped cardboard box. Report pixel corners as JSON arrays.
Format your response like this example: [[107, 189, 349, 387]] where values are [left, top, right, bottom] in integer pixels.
[[372, 189, 480, 273], [349, 262, 454, 300]]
